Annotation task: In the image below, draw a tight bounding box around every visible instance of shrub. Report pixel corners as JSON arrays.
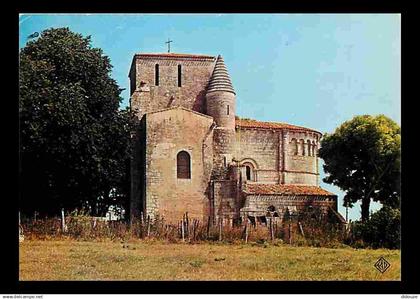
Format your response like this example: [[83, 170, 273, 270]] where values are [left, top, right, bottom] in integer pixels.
[[294, 206, 347, 248], [349, 206, 400, 249]]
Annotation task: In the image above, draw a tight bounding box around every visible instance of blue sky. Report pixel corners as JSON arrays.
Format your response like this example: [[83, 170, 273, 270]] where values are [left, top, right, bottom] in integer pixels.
[[19, 14, 401, 220]]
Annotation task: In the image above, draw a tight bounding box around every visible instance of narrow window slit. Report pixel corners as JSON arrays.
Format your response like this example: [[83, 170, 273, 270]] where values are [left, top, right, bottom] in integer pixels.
[[155, 64, 159, 86], [178, 65, 182, 87]]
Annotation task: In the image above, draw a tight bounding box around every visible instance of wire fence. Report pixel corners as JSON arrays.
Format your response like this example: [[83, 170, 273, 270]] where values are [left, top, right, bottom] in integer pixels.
[[19, 210, 349, 247]]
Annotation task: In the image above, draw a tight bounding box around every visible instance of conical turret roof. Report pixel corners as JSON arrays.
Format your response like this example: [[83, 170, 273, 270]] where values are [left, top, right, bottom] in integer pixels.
[[207, 55, 235, 94]]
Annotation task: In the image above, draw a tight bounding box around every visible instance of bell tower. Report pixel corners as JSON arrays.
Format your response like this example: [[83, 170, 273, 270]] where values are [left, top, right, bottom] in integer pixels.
[[128, 53, 216, 120]]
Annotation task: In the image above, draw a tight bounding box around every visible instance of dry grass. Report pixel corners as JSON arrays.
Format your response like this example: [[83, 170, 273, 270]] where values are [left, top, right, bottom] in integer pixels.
[[19, 239, 400, 281]]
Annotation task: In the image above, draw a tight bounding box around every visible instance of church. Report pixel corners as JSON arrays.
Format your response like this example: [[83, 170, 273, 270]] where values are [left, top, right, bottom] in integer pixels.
[[129, 52, 345, 225]]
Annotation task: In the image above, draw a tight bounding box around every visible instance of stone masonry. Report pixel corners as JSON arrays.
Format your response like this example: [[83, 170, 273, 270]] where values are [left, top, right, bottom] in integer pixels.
[[129, 52, 345, 224]]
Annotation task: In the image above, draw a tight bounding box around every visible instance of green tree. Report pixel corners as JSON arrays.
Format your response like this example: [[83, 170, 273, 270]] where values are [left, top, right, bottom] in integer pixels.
[[350, 206, 400, 249], [19, 27, 133, 217], [319, 115, 400, 222]]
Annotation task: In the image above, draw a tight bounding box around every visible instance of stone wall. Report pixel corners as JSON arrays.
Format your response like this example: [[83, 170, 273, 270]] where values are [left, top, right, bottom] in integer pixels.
[[236, 129, 279, 183], [241, 194, 337, 218], [213, 180, 239, 222], [128, 53, 334, 224], [143, 107, 214, 223], [254, 170, 280, 183], [212, 128, 236, 179], [284, 130, 321, 185], [130, 118, 146, 222], [129, 55, 216, 119], [206, 91, 236, 129], [283, 172, 318, 186], [235, 128, 322, 185]]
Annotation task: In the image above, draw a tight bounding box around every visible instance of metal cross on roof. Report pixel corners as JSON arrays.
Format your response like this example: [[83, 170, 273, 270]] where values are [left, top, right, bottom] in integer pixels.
[[165, 38, 173, 53]]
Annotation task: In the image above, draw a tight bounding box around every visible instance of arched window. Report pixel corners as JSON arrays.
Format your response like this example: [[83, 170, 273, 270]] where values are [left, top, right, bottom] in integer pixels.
[[246, 165, 251, 181], [155, 64, 159, 86], [177, 65, 182, 87], [291, 139, 298, 155], [300, 139, 305, 156], [243, 163, 256, 181], [307, 139, 312, 156], [240, 159, 257, 182], [177, 151, 191, 179], [313, 143, 317, 157]]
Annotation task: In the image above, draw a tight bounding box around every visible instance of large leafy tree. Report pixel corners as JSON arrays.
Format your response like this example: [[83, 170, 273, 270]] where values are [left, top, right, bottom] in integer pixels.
[[19, 28, 133, 217], [319, 115, 400, 222]]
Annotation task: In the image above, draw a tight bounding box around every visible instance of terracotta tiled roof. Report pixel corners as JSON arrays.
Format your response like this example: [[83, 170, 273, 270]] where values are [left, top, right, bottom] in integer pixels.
[[135, 53, 215, 60], [243, 184, 335, 196], [207, 55, 235, 94], [236, 117, 321, 134]]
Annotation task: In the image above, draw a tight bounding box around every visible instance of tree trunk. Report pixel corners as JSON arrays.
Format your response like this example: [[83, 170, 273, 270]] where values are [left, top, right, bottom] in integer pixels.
[[361, 197, 371, 223]]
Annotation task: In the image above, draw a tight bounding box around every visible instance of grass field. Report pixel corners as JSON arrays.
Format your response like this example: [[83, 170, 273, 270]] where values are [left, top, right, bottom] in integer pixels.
[[19, 239, 400, 281]]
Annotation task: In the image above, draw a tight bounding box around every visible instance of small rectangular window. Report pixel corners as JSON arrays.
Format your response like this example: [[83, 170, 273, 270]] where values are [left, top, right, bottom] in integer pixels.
[[155, 64, 159, 86], [178, 65, 182, 87], [227, 105, 230, 115]]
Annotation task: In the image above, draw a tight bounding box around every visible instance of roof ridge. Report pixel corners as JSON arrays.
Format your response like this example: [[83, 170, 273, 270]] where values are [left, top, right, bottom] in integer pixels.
[[243, 184, 336, 196], [236, 117, 321, 134], [135, 53, 216, 60]]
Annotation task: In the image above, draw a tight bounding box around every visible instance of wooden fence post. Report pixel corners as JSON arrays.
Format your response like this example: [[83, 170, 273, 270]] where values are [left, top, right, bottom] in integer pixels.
[[245, 218, 249, 243], [192, 219, 197, 241], [185, 212, 189, 239], [61, 208, 66, 233], [218, 218, 222, 241], [167, 225, 171, 240], [298, 221, 305, 237], [181, 217, 185, 242], [270, 218, 274, 242], [161, 217, 165, 238], [275, 219, 278, 238], [138, 217, 143, 239], [147, 215, 151, 237], [196, 220, 200, 241], [288, 222, 292, 244], [191, 219, 195, 241], [207, 216, 211, 239]]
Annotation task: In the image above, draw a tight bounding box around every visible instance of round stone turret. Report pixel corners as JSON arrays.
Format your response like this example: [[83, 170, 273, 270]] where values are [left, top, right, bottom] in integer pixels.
[[206, 55, 236, 129], [206, 55, 237, 179]]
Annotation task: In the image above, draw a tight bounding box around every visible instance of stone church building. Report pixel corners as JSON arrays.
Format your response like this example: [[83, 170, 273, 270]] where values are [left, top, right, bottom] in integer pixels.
[[129, 52, 345, 224]]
